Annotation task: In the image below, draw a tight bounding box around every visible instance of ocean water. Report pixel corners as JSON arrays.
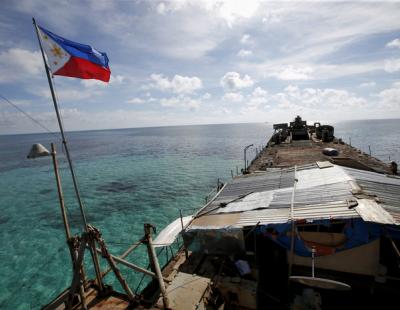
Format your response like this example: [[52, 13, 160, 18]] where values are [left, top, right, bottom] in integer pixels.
[[0, 120, 399, 309]]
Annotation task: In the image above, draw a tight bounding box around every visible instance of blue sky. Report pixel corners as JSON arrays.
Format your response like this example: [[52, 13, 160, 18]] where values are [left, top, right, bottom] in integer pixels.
[[0, 0, 399, 134]]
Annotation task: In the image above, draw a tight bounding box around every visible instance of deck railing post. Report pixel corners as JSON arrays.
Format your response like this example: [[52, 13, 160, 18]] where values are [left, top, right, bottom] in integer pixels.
[[180, 210, 189, 259], [288, 166, 298, 277], [144, 224, 170, 309]]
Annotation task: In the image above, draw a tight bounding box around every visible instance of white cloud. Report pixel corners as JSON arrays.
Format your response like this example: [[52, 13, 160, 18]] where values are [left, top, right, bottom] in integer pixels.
[[127, 98, 145, 104], [81, 79, 107, 88], [0, 99, 31, 107], [0, 48, 42, 83], [35, 87, 103, 101], [149, 74, 202, 94], [205, 0, 260, 27], [222, 92, 243, 102], [384, 58, 400, 73], [156, 2, 166, 14], [252, 86, 268, 97], [238, 49, 252, 57], [160, 95, 200, 110], [262, 11, 281, 24], [386, 38, 400, 48], [240, 34, 251, 44], [271, 85, 366, 109], [377, 82, 400, 108], [247, 87, 268, 107], [222, 86, 267, 110], [111, 75, 125, 84], [81, 75, 125, 88], [153, 1, 260, 26], [359, 81, 376, 88], [233, 85, 367, 115], [220, 72, 254, 91], [59, 108, 81, 119], [202, 92, 212, 100], [154, 1, 189, 15], [268, 65, 313, 81]]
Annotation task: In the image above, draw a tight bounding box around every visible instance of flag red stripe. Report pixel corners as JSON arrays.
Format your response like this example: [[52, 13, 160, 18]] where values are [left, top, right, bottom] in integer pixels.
[[54, 56, 110, 82]]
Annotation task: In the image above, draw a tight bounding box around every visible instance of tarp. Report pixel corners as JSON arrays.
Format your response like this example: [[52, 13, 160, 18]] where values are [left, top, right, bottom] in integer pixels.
[[153, 216, 193, 247], [256, 218, 384, 257]]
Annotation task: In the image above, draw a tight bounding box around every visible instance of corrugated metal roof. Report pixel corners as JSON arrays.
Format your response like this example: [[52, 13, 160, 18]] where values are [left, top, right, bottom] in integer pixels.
[[355, 199, 396, 225], [198, 168, 295, 216], [344, 167, 400, 224], [199, 164, 354, 216], [293, 201, 359, 220], [236, 208, 290, 227], [236, 201, 359, 228], [188, 163, 400, 230]]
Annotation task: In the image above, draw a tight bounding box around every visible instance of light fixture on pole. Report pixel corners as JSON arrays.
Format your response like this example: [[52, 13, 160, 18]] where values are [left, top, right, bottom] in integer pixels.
[[27, 143, 50, 159]]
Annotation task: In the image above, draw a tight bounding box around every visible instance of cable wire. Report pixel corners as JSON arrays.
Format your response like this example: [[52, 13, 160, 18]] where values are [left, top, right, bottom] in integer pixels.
[[0, 93, 60, 139]]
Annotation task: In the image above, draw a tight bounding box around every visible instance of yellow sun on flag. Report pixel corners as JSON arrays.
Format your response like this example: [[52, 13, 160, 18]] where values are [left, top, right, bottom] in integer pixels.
[[50, 44, 64, 58]]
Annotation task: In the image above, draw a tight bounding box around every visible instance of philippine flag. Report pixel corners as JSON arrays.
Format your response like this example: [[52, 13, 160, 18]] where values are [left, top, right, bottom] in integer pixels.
[[38, 26, 111, 82]]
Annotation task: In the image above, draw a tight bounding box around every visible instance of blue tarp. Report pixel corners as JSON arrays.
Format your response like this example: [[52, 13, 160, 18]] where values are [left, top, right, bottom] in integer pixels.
[[256, 219, 397, 257]]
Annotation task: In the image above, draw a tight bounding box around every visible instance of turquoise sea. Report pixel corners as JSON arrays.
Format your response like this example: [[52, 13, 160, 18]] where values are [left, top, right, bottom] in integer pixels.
[[0, 120, 399, 309]]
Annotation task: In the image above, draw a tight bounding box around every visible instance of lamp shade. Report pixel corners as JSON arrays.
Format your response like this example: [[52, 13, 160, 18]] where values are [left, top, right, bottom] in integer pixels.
[[27, 143, 50, 159]]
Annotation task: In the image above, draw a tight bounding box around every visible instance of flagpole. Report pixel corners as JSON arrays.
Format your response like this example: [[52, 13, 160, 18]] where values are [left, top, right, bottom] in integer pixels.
[[32, 18, 89, 230], [32, 17, 104, 291]]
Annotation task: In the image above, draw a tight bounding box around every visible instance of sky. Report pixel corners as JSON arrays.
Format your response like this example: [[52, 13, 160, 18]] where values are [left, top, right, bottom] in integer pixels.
[[0, 0, 399, 134]]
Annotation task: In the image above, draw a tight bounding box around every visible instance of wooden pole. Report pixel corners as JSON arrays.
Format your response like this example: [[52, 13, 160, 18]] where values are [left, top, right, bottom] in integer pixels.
[[144, 224, 170, 309], [101, 239, 144, 278], [50, 143, 71, 241], [67, 235, 88, 310], [96, 236, 135, 301], [51, 143, 89, 297], [95, 247, 167, 280]]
